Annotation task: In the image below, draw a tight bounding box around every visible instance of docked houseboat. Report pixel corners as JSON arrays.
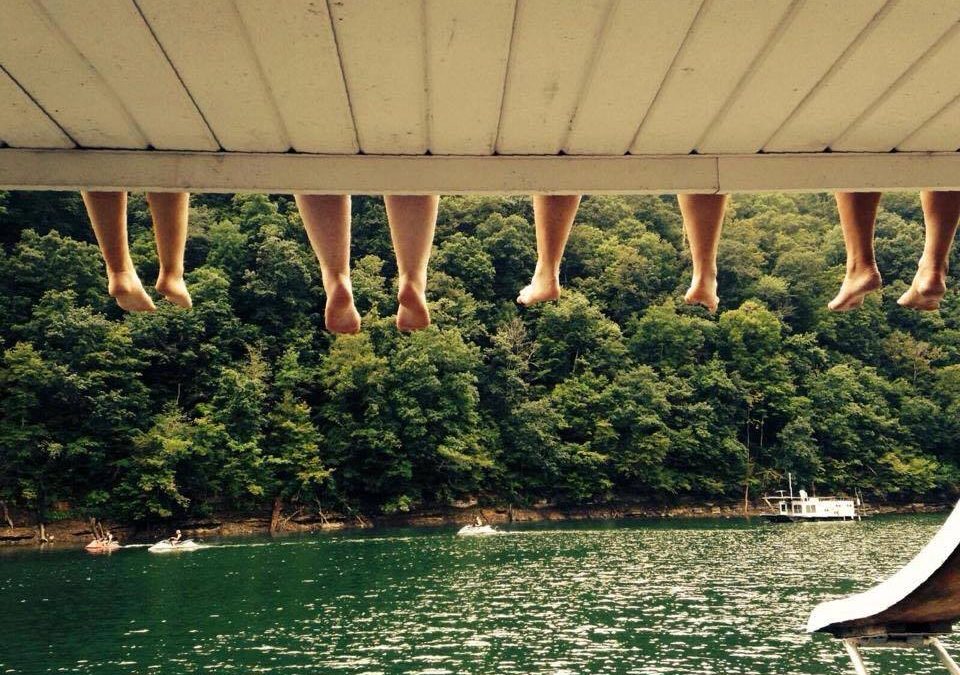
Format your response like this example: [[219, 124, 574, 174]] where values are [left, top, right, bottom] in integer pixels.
[[762, 475, 862, 522]]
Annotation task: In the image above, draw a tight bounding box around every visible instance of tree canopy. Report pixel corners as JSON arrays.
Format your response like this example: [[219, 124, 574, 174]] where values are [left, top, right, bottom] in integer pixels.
[[1, 191, 958, 523]]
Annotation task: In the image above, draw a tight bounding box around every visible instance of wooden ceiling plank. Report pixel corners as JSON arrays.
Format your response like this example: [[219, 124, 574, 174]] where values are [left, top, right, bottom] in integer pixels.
[[766, 0, 960, 152], [426, 0, 515, 155], [899, 94, 960, 151], [564, 0, 701, 155], [136, 0, 289, 152], [0, 69, 74, 148], [0, 0, 146, 148], [699, 0, 885, 154], [327, 0, 428, 155], [630, 0, 793, 155], [39, 0, 217, 151], [233, 0, 357, 154], [495, 0, 612, 155], [834, 22, 960, 151]]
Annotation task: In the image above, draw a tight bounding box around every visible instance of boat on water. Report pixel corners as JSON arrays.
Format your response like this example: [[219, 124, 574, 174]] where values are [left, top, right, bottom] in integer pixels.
[[148, 539, 201, 553], [457, 524, 498, 537], [762, 474, 863, 522], [85, 539, 121, 552]]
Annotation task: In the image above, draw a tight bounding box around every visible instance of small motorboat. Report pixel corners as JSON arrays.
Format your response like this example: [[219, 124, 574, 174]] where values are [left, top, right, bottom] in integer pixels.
[[148, 539, 200, 553], [85, 539, 121, 552], [457, 524, 498, 537]]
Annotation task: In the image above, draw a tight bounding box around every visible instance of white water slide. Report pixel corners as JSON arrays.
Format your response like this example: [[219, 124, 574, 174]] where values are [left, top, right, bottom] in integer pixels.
[[808, 500, 960, 674]]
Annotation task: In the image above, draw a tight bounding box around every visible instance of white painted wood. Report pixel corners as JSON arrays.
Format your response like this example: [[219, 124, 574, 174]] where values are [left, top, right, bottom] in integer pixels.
[[766, 0, 960, 152], [39, 0, 217, 151], [0, 0, 146, 148], [630, 0, 792, 155], [718, 153, 960, 193], [0, 69, 73, 148], [3, 148, 960, 194], [426, 0, 515, 155], [699, 0, 885, 154], [496, 0, 612, 154], [0, 148, 718, 194], [834, 22, 960, 151], [327, 0, 427, 154], [233, 0, 357, 154], [900, 94, 960, 152], [136, 0, 288, 152], [564, 0, 701, 155]]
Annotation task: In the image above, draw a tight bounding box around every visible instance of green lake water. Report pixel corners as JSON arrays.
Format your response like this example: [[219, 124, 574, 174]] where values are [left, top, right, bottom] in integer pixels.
[[0, 514, 954, 674]]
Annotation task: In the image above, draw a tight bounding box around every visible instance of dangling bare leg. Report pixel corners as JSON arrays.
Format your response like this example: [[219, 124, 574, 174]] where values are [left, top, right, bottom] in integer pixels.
[[148, 192, 192, 308], [81, 191, 155, 312], [679, 193, 728, 313], [517, 195, 582, 306], [829, 192, 883, 311], [295, 194, 361, 334], [899, 190, 960, 311], [384, 194, 438, 332]]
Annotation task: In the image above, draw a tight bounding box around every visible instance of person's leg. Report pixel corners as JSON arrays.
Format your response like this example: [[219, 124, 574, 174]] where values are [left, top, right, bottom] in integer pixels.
[[384, 194, 438, 331], [899, 190, 960, 310], [81, 191, 155, 312], [828, 191, 883, 311], [679, 193, 727, 313], [517, 194, 582, 305], [147, 191, 192, 308], [295, 194, 361, 334]]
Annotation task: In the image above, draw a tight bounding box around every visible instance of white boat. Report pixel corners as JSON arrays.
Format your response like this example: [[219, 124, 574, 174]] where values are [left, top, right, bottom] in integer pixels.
[[457, 524, 498, 537], [148, 539, 200, 553], [762, 474, 862, 522]]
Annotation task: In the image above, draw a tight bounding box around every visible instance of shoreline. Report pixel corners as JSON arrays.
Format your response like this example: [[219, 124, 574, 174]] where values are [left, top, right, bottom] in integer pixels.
[[1, 501, 951, 549]]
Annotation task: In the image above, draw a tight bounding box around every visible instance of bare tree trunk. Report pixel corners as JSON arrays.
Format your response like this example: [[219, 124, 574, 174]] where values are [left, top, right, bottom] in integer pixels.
[[1, 501, 13, 529], [39, 522, 48, 543], [270, 496, 283, 534]]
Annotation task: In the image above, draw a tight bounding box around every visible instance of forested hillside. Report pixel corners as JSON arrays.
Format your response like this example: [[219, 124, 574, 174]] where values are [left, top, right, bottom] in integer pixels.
[[1, 191, 959, 524]]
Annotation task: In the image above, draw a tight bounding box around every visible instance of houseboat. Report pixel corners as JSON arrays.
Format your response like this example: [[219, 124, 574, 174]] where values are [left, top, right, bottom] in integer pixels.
[[762, 475, 862, 522]]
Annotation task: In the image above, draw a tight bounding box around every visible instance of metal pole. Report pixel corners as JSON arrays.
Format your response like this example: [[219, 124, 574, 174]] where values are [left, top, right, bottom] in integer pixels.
[[929, 639, 960, 675], [843, 639, 870, 675]]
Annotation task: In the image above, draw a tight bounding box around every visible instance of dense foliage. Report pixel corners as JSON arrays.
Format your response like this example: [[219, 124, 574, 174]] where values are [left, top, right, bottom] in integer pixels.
[[1, 191, 959, 523]]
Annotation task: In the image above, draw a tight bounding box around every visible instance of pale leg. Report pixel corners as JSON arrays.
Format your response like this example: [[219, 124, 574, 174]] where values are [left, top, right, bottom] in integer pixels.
[[295, 194, 361, 334], [81, 191, 155, 312], [517, 194, 582, 305], [384, 194, 438, 331], [679, 193, 728, 313], [898, 190, 960, 311], [828, 191, 883, 311], [148, 192, 192, 308]]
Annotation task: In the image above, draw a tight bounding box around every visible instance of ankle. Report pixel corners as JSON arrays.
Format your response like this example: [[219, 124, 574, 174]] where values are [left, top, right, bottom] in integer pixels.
[[323, 272, 352, 291], [917, 256, 947, 278], [157, 266, 184, 281], [398, 274, 426, 295], [845, 258, 879, 275]]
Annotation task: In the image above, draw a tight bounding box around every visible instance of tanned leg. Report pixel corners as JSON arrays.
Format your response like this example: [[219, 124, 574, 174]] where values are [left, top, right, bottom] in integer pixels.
[[828, 191, 883, 311], [679, 193, 728, 313], [517, 194, 582, 305], [295, 194, 361, 334], [899, 190, 960, 311], [384, 195, 438, 332], [81, 191, 155, 312], [148, 191, 192, 308]]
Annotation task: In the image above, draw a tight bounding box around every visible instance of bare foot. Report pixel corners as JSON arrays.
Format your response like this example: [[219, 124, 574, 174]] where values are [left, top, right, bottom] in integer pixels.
[[828, 265, 882, 311], [898, 263, 947, 311], [517, 269, 561, 306], [684, 274, 719, 313], [108, 270, 156, 312], [397, 278, 430, 332], [324, 277, 361, 334], [155, 271, 192, 309]]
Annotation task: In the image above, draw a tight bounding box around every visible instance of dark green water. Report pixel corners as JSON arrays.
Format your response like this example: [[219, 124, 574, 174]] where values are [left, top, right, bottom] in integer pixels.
[[0, 514, 954, 674]]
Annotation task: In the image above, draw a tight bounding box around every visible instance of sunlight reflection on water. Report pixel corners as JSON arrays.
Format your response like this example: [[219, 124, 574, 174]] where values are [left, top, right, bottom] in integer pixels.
[[0, 515, 954, 674]]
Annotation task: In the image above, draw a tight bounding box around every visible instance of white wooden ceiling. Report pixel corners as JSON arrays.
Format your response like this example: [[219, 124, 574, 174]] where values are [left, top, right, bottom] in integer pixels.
[[0, 0, 959, 193]]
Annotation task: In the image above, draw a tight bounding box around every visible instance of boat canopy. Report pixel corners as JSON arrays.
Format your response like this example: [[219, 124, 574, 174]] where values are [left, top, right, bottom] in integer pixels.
[[1, 0, 959, 195]]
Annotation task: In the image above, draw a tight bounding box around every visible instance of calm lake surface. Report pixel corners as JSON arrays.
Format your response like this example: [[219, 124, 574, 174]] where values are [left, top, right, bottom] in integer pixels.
[[0, 514, 954, 674]]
